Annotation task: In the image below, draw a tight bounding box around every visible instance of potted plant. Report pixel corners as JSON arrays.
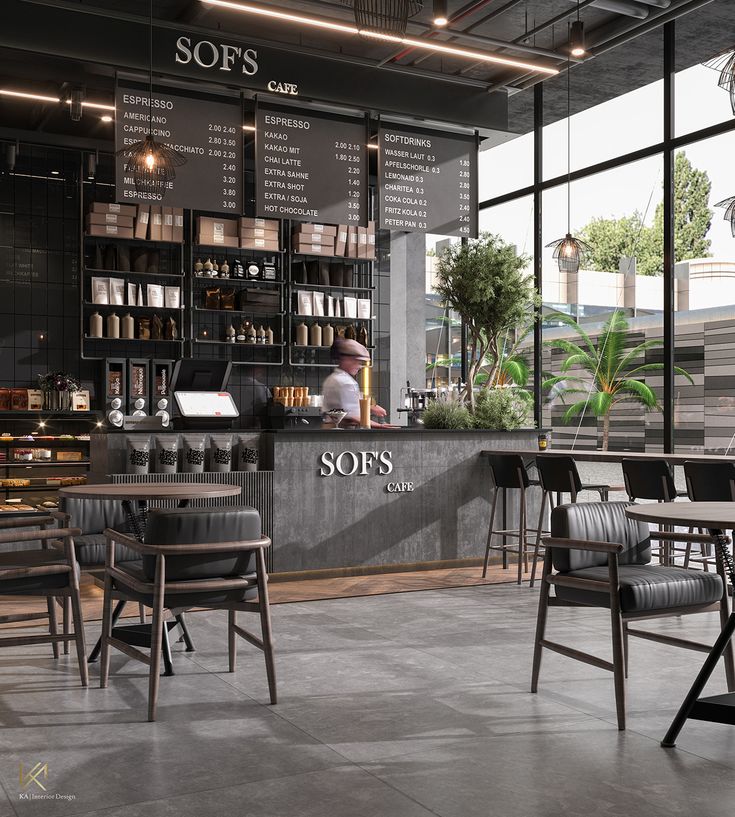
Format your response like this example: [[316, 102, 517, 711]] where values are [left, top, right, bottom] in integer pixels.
[[473, 386, 532, 431], [37, 371, 80, 412], [434, 233, 539, 410]]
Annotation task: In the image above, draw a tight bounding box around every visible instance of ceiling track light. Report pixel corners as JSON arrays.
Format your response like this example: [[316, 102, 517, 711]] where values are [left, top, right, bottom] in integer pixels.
[[569, 20, 586, 57], [432, 0, 448, 27], [200, 0, 559, 75]]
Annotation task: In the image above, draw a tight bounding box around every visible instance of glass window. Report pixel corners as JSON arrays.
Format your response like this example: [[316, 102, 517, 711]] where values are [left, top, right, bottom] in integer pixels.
[[479, 131, 533, 201], [425, 234, 463, 390], [541, 156, 663, 452]]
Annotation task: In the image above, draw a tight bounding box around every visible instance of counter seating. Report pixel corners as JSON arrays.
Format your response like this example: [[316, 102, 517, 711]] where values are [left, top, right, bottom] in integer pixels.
[[531, 501, 733, 730], [0, 516, 87, 686], [100, 505, 275, 722], [683, 460, 735, 570]]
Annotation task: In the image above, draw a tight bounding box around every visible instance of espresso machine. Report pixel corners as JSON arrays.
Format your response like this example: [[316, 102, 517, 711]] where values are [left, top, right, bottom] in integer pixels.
[[397, 381, 438, 427]]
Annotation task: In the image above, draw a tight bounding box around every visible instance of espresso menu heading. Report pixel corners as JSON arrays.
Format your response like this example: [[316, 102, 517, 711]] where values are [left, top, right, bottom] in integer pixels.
[[378, 126, 478, 238], [115, 84, 243, 214], [255, 105, 367, 226]]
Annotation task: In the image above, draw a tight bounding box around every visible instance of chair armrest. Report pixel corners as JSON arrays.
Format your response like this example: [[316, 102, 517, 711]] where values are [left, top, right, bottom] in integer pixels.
[[0, 526, 80, 545], [104, 528, 272, 556], [541, 536, 624, 554], [0, 515, 56, 531], [37, 508, 70, 526], [104, 529, 147, 555]]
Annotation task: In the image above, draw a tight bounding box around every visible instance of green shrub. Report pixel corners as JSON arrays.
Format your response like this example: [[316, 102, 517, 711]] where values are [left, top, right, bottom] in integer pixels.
[[473, 387, 532, 430], [422, 399, 473, 430]]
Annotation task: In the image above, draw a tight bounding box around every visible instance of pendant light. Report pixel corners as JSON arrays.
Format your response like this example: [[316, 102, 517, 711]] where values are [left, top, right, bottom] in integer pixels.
[[432, 0, 448, 27], [715, 196, 735, 237], [343, 0, 423, 39], [546, 58, 590, 274], [116, 0, 186, 197], [702, 48, 735, 115], [569, 0, 586, 57]]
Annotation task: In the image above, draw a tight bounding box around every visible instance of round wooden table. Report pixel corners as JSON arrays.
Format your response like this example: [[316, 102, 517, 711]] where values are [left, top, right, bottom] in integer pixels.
[[626, 502, 735, 747]]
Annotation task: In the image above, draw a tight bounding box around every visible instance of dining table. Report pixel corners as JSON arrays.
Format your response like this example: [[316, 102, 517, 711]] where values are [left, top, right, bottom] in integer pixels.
[[625, 501, 735, 748], [59, 481, 242, 672]]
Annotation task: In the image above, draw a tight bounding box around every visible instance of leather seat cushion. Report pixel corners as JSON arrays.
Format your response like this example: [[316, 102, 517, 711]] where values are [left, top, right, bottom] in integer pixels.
[[555, 564, 724, 613], [551, 501, 651, 572], [71, 534, 140, 567], [59, 497, 129, 535], [112, 561, 259, 608], [141, 506, 262, 581], [0, 549, 71, 594]]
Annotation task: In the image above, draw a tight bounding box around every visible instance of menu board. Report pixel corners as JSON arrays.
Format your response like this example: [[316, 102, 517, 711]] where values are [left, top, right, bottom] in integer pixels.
[[378, 125, 478, 237], [115, 84, 242, 213], [255, 105, 367, 226]]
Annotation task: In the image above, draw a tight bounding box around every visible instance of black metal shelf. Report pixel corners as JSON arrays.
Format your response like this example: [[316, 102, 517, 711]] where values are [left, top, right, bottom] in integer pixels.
[[193, 340, 285, 347], [290, 282, 375, 292], [0, 411, 99, 419], [83, 267, 185, 280], [293, 314, 375, 322], [3, 461, 91, 468], [83, 301, 185, 313], [193, 244, 284, 254], [291, 253, 373, 262], [192, 276, 283, 287], [193, 307, 285, 316], [83, 335, 185, 343], [84, 235, 183, 247]]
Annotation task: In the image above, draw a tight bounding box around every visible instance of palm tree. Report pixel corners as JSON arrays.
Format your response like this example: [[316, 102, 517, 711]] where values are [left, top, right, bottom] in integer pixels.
[[543, 310, 692, 451]]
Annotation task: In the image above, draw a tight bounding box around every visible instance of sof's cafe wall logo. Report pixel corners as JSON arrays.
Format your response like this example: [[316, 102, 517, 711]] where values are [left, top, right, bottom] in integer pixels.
[[318, 450, 414, 493], [18, 762, 76, 803]]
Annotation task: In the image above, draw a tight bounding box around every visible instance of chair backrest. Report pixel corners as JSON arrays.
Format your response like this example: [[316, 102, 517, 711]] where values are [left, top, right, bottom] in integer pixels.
[[550, 501, 651, 572], [536, 456, 582, 495], [622, 458, 676, 501], [486, 454, 529, 490], [59, 496, 129, 536], [142, 505, 261, 582], [684, 460, 735, 502]]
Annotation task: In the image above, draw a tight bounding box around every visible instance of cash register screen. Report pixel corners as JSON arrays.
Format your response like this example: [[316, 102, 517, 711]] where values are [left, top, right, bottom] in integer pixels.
[[174, 391, 239, 418]]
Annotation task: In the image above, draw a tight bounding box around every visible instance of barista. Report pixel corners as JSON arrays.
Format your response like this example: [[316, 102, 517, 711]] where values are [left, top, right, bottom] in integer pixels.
[[322, 338, 391, 428]]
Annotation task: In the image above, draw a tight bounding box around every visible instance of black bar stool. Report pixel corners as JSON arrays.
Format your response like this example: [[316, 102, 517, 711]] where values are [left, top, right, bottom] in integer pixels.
[[683, 460, 735, 570], [529, 455, 625, 587], [622, 458, 686, 564], [483, 454, 539, 585]]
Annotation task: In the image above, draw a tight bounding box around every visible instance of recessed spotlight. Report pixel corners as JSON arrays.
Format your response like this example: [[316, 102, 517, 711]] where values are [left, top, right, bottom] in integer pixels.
[[100, 115, 113, 123], [50, 170, 59, 175]]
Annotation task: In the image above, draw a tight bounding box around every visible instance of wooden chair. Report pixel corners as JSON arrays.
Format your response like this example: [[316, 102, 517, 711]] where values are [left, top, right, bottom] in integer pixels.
[[99, 506, 275, 722], [0, 516, 87, 686], [683, 460, 735, 570], [532, 501, 733, 730]]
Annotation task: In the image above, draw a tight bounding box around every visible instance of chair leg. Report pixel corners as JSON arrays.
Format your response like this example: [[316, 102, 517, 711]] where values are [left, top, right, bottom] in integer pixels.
[[99, 574, 114, 689], [716, 554, 735, 692], [175, 614, 195, 651], [256, 548, 277, 705], [622, 622, 630, 679], [531, 548, 553, 693], [148, 556, 166, 722], [517, 490, 526, 585], [530, 491, 548, 589], [69, 589, 88, 688], [610, 608, 626, 730], [63, 597, 71, 655], [482, 489, 499, 578], [228, 610, 236, 672], [46, 597, 59, 659], [138, 603, 147, 624]]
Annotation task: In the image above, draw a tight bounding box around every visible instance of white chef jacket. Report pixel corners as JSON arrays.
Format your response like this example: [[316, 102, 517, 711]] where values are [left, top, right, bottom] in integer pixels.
[[322, 367, 361, 419]]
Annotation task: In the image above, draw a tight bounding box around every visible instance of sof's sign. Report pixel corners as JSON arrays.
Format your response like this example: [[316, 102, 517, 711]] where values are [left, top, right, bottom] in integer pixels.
[[173, 36, 298, 95], [318, 450, 414, 493]]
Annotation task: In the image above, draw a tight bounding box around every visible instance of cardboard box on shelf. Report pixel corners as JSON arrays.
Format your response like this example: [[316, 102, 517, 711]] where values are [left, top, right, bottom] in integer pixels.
[[173, 209, 184, 243], [357, 226, 368, 259], [291, 241, 335, 256], [89, 202, 137, 218], [134, 204, 150, 240], [335, 224, 348, 256], [197, 216, 239, 246], [241, 226, 280, 242], [242, 237, 280, 251], [149, 206, 163, 241], [294, 223, 338, 237], [347, 226, 359, 258], [162, 207, 173, 241], [240, 217, 279, 231], [367, 221, 376, 259], [86, 224, 135, 239], [86, 212, 135, 228]]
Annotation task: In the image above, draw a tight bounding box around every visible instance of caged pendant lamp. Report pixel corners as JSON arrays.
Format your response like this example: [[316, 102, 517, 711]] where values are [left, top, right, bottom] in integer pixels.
[[115, 0, 186, 197], [702, 48, 735, 115], [715, 196, 735, 237], [546, 55, 589, 274], [342, 0, 423, 38]]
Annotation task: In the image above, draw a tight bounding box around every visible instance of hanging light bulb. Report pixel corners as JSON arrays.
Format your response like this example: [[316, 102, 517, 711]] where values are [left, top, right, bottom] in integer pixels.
[[702, 49, 735, 115], [570, 20, 586, 57], [432, 0, 448, 27], [715, 196, 735, 237], [115, 0, 186, 197]]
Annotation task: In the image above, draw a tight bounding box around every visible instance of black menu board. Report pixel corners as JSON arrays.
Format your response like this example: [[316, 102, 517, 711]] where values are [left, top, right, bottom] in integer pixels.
[[378, 125, 478, 237], [255, 104, 367, 226], [115, 84, 242, 213]]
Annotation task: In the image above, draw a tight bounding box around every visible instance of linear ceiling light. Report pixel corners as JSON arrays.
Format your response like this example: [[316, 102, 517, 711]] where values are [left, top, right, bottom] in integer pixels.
[[201, 0, 559, 75], [0, 89, 115, 111]]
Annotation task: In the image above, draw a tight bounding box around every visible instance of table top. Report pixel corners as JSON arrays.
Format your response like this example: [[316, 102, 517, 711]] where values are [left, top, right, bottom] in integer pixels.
[[481, 448, 735, 465], [58, 483, 242, 501], [626, 502, 735, 529]]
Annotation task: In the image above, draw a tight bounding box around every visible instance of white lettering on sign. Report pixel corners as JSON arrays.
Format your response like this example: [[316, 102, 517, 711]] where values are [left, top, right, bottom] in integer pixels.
[[175, 36, 259, 76], [319, 451, 393, 477], [267, 80, 299, 96], [386, 482, 414, 493]]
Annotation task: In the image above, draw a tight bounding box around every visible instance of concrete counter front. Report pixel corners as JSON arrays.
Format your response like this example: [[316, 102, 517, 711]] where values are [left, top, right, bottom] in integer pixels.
[[266, 428, 541, 574]]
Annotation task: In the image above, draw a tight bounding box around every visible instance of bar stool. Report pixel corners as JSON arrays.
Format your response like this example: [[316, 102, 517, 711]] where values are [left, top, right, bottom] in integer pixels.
[[529, 455, 625, 587], [483, 454, 539, 584], [622, 458, 686, 564], [683, 460, 735, 570]]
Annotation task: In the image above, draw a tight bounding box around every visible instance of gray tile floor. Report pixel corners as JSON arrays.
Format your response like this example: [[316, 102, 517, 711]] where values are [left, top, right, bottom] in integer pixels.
[[2, 584, 735, 817]]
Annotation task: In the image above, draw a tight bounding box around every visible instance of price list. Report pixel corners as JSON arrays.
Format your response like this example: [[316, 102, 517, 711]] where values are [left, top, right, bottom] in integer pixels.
[[255, 105, 367, 225], [115, 84, 243, 213], [378, 125, 478, 237]]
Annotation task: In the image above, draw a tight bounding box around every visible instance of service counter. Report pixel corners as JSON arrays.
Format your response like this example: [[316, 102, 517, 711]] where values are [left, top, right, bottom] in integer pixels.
[[91, 427, 544, 575]]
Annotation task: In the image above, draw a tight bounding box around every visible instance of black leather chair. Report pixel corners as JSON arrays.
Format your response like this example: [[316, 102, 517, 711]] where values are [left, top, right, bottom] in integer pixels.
[[483, 454, 539, 584], [532, 501, 734, 729], [530, 456, 625, 587], [683, 460, 735, 569], [100, 506, 274, 721]]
